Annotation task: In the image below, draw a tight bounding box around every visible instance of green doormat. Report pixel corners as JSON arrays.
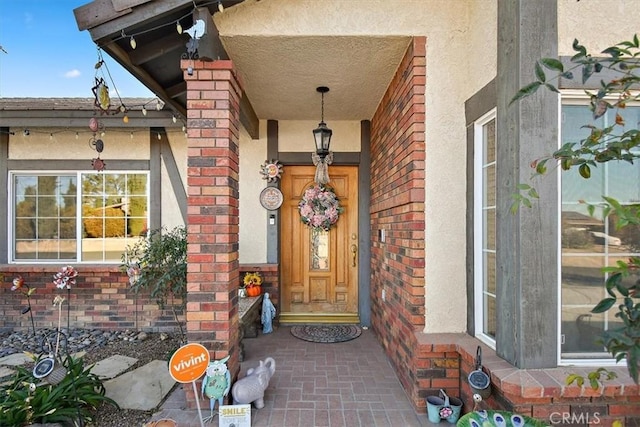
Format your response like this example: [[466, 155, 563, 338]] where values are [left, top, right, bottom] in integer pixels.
[[290, 325, 362, 343]]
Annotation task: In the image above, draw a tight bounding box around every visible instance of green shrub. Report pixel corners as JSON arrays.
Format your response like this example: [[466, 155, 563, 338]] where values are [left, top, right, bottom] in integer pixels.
[[0, 354, 118, 426]]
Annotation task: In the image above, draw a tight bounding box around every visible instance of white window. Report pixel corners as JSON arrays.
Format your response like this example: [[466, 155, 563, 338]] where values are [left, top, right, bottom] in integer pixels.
[[560, 100, 640, 360], [474, 109, 497, 347], [10, 171, 149, 263]]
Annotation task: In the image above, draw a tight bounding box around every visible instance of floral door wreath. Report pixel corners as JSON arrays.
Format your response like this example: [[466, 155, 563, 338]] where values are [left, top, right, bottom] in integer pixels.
[[298, 184, 343, 231]]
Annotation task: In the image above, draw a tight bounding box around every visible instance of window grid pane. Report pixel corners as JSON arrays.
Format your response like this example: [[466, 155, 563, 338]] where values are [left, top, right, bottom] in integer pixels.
[[12, 172, 148, 263], [13, 174, 77, 261], [475, 115, 497, 342], [560, 104, 640, 358]]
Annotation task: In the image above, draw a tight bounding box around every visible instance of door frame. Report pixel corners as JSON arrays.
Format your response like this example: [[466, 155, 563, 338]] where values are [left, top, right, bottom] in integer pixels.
[[265, 120, 372, 326]]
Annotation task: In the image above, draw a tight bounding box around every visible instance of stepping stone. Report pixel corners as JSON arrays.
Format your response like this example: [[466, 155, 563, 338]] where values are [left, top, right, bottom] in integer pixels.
[[0, 366, 15, 378], [91, 355, 138, 379], [104, 360, 175, 411], [0, 353, 32, 366]]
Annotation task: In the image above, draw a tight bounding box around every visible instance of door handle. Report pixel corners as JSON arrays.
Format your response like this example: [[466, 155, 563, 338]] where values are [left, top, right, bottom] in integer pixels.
[[351, 244, 358, 267]]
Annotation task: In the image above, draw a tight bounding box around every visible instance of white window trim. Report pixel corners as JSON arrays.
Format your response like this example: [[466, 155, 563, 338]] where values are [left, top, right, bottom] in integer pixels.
[[473, 108, 497, 349], [9, 170, 150, 264], [556, 92, 636, 368]]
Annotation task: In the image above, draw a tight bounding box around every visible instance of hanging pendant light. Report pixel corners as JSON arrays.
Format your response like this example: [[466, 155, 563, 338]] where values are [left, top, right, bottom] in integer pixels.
[[312, 86, 333, 184], [313, 86, 332, 160]]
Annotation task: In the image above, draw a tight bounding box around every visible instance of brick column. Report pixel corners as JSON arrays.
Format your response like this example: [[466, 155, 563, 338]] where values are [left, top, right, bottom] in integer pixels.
[[181, 59, 241, 407]]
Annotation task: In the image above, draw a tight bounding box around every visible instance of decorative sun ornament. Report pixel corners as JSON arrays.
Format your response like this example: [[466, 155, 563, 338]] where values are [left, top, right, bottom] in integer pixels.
[[260, 160, 283, 182], [92, 77, 111, 113]]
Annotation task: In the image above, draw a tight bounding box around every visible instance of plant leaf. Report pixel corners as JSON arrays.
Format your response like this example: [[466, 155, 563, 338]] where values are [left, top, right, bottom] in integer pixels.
[[535, 61, 546, 82], [591, 297, 616, 313], [540, 57, 564, 72], [510, 82, 542, 105]]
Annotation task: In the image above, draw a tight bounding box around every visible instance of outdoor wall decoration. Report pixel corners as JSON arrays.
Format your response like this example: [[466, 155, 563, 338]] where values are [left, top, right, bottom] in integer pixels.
[[260, 159, 283, 182], [259, 187, 283, 211], [89, 134, 106, 171], [298, 184, 342, 231]]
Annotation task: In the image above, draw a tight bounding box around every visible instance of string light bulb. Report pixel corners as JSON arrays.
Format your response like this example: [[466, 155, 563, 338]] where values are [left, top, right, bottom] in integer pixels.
[[49, 133, 53, 141], [156, 99, 161, 111], [142, 106, 147, 116], [123, 115, 129, 123], [172, 115, 177, 123], [176, 21, 183, 34], [157, 133, 162, 140], [75, 132, 79, 140], [130, 132, 134, 140], [182, 125, 186, 132], [217, 0, 224, 13], [130, 36, 137, 49], [101, 131, 106, 137]]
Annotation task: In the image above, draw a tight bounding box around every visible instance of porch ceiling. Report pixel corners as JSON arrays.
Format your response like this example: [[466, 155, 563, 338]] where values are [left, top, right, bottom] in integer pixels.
[[74, 0, 410, 137]]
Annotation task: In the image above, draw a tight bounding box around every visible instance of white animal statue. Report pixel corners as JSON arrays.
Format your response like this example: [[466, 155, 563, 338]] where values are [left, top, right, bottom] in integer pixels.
[[231, 357, 276, 409]]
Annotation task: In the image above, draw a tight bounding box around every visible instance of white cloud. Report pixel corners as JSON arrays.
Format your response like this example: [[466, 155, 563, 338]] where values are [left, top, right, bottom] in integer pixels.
[[64, 69, 81, 78]]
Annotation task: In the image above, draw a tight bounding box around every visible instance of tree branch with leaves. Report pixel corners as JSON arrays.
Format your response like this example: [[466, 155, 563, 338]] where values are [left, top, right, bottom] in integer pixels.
[[512, 35, 640, 384]]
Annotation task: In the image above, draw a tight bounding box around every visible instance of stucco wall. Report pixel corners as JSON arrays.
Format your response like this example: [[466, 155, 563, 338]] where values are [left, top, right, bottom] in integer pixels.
[[423, 1, 496, 333], [218, 0, 499, 333], [558, 0, 639, 54], [278, 120, 361, 153], [162, 130, 188, 230], [9, 127, 187, 231], [9, 128, 149, 160], [239, 121, 267, 263]]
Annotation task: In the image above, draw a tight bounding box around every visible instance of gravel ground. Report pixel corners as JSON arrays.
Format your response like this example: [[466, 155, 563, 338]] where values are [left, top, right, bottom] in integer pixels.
[[1, 328, 184, 427], [81, 331, 183, 427]]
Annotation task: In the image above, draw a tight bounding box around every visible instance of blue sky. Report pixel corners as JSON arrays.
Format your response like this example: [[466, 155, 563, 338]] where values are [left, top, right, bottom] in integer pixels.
[[0, 0, 154, 98]]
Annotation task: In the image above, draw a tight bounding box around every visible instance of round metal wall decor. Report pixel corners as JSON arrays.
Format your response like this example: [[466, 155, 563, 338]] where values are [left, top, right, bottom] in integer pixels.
[[260, 187, 284, 210]]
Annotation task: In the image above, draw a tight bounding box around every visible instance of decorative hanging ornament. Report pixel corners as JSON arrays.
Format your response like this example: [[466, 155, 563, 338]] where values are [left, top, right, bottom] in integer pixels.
[[312, 151, 333, 185], [89, 136, 106, 171], [92, 77, 111, 113], [298, 184, 343, 231], [260, 160, 283, 182], [89, 117, 99, 132]]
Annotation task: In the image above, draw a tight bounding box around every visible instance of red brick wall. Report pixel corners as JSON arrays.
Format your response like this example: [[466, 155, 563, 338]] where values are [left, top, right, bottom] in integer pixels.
[[181, 58, 242, 409], [416, 334, 640, 424], [0, 265, 181, 332], [369, 36, 426, 411], [239, 264, 279, 318]]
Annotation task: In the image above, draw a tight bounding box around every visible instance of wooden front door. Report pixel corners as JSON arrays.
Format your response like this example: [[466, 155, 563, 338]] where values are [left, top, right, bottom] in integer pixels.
[[280, 165, 359, 324]]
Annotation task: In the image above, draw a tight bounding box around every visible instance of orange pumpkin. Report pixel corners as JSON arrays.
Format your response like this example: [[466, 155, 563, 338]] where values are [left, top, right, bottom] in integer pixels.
[[246, 285, 261, 297]]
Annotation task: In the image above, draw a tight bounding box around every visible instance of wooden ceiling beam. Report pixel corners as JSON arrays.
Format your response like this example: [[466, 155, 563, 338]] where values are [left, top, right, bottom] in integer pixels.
[[74, 0, 132, 31], [240, 94, 259, 140], [193, 7, 228, 61], [165, 81, 186, 99], [129, 33, 187, 66], [78, 0, 193, 41], [103, 43, 187, 118]]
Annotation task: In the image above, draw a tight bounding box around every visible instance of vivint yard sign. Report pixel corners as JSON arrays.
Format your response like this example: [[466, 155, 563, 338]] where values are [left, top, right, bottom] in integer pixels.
[[168, 343, 252, 427], [169, 343, 210, 383]]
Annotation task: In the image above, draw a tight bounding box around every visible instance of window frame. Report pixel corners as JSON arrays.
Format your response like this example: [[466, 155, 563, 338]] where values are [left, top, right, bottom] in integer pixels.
[[473, 108, 497, 349], [557, 91, 638, 367], [9, 170, 150, 264]]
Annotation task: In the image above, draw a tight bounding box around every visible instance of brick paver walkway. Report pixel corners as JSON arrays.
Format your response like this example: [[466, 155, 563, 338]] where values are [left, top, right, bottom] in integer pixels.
[[149, 326, 435, 426]]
